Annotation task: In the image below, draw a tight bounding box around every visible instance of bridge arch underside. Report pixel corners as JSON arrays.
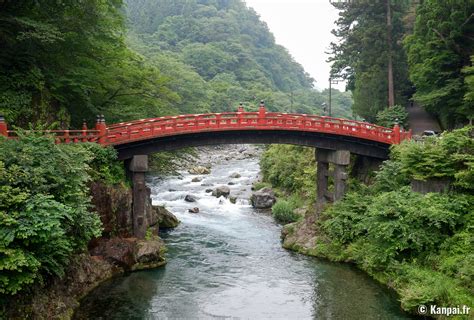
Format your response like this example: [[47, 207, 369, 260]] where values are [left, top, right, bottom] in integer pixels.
[[115, 130, 390, 160]]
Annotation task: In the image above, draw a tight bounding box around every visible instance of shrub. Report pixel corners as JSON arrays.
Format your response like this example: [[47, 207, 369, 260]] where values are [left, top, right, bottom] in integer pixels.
[[260, 145, 315, 197], [252, 181, 271, 191], [272, 200, 298, 224], [393, 126, 474, 191], [82, 143, 125, 185], [394, 264, 474, 312], [375, 105, 408, 128], [0, 134, 103, 295]]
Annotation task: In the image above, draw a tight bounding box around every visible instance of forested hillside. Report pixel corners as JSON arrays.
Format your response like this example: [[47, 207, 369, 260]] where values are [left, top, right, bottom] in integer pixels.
[[124, 0, 352, 117], [0, 0, 353, 130], [0, 1, 180, 126]]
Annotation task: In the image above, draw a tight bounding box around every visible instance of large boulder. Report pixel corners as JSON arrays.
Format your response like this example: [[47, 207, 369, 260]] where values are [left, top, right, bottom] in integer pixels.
[[250, 187, 276, 209], [153, 205, 180, 228], [212, 186, 231, 198], [188, 166, 211, 175], [90, 238, 166, 271], [134, 239, 166, 270]]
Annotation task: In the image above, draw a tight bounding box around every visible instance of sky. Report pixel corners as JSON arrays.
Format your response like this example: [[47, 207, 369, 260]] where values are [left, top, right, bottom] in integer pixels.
[[243, 0, 346, 90]]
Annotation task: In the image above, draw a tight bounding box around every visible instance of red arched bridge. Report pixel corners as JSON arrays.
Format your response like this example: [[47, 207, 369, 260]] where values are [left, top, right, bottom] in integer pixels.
[[0, 103, 412, 238], [0, 103, 411, 160]]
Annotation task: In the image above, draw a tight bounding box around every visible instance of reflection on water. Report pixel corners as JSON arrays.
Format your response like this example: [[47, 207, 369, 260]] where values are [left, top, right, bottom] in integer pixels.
[[74, 146, 411, 319]]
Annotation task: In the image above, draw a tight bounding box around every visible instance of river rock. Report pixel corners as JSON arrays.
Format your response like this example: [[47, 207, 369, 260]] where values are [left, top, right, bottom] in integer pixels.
[[228, 181, 235, 185], [184, 194, 197, 202], [205, 188, 213, 193], [188, 166, 210, 175], [152, 205, 180, 228], [250, 187, 276, 209], [90, 237, 165, 271], [212, 186, 230, 198], [229, 196, 237, 204], [135, 239, 166, 269], [188, 207, 200, 213], [230, 172, 241, 178], [191, 177, 202, 182]]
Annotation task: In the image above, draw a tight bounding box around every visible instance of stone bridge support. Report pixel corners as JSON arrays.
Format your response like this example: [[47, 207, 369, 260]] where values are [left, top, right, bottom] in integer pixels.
[[315, 149, 350, 209], [128, 155, 149, 239]]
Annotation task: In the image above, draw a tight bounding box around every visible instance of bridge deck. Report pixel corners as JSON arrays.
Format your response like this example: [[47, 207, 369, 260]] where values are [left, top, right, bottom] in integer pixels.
[[0, 107, 411, 150]]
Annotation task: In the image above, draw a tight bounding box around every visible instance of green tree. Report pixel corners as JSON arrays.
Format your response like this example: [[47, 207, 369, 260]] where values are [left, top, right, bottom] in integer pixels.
[[0, 0, 178, 127], [0, 134, 109, 295], [329, 1, 411, 121], [404, 0, 474, 128]]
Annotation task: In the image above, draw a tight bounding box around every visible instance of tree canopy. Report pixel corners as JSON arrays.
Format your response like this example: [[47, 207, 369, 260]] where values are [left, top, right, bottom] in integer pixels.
[[0, 0, 353, 129], [404, 0, 474, 127], [329, 0, 473, 128]]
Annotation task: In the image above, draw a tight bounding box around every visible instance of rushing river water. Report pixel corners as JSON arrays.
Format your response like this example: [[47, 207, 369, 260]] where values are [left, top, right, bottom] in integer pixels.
[[75, 146, 412, 320]]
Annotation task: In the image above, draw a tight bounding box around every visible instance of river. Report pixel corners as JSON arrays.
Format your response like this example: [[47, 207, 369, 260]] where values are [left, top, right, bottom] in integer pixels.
[[74, 145, 411, 319]]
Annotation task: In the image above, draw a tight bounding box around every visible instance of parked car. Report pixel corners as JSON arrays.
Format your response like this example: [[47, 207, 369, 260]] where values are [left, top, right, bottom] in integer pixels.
[[422, 130, 439, 137]]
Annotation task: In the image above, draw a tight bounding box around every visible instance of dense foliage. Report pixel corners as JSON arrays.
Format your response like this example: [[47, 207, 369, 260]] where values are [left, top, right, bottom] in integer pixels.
[[0, 134, 125, 296], [260, 145, 316, 197], [393, 127, 474, 190], [261, 128, 474, 314], [0, 0, 180, 127], [329, 1, 411, 122], [330, 0, 474, 128], [0, 0, 354, 129], [375, 105, 408, 128], [272, 200, 299, 224], [404, 0, 474, 128]]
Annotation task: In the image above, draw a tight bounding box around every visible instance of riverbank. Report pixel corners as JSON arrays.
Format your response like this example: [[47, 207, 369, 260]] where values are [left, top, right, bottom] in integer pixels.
[[4, 178, 168, 319], [73, 144, 411, 319], [266, 128, 474, 319]]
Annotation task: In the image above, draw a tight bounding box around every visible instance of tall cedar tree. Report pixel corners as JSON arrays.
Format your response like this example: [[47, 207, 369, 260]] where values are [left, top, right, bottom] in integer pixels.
[[329, 1, 411, 122]]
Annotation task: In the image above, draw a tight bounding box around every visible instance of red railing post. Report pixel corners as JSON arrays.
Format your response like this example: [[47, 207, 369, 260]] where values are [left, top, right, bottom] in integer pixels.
[[82, 119, 88, 142], [0, 115, 8, 137], [95, 115, 107, 145], [64, 130, 70, 143], [237, 103, 244, 125], [393, 123, 401, 144], [258, 100, 266, 125]]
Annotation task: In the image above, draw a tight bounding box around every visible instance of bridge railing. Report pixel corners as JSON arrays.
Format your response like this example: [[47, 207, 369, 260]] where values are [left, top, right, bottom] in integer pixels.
[[105, 109, 401, 145], [0, 105, 411, 146], [2, 129, 100, 143]]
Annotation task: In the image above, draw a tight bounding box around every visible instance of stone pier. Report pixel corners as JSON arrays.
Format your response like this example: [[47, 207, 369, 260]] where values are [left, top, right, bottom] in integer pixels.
[[128, 155, 149, 238], [315, 149, 350, 209]]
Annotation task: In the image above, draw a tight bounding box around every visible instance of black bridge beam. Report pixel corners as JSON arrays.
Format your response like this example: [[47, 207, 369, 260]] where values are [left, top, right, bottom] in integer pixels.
[[114, 130, 390, 160]]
